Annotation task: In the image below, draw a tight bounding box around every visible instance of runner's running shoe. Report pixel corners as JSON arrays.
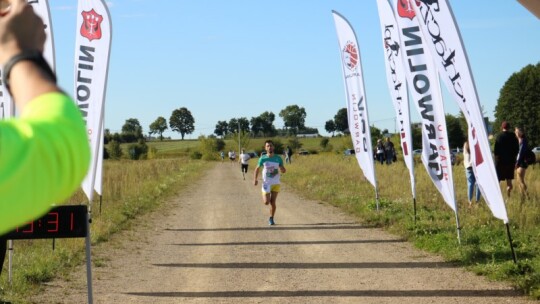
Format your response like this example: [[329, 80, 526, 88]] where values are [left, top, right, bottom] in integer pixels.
[[269, 217, 275, 225]]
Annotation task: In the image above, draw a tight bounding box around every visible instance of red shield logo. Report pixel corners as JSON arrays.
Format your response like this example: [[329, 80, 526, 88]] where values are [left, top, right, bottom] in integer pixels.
[[80, 9, 103, 41], [342, 42, 358, 71], [397, 0, 421, 20]]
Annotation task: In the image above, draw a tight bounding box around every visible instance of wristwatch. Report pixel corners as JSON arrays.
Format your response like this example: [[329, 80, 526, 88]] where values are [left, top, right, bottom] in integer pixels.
[[3, 50, 56, 95]]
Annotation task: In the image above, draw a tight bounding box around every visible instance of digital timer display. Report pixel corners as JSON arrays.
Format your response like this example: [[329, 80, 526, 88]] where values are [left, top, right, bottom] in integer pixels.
[[4, 205, 88, 240]]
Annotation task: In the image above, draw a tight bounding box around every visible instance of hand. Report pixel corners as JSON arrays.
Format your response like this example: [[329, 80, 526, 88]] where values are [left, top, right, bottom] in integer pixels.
[[0, 0, 45, 64]]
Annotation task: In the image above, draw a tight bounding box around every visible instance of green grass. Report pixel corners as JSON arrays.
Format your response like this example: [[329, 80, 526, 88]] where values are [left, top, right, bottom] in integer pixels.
[[0, 158, 211, 303], [281, 152, 540, 299], [5, 135, 539, 301]]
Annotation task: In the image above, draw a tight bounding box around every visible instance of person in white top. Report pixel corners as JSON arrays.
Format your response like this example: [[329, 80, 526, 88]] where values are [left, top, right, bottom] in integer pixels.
[[239, 149, 251, 180], [228, 150, 236, 165], [463, 140, 481, 207]]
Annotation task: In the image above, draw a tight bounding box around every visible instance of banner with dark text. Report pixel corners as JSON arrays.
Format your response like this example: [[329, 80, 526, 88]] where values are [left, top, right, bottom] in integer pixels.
[[410, 0, 508, 223], [332, 11, 376, 188], [392, 0, 457, 212], [376, 0, 416, 198], [74, 0, 112, 202]]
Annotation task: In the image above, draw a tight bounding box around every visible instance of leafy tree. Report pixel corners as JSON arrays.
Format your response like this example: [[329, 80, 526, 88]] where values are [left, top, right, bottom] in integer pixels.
[[107, 140, 123, 160], [104, 128, 111, 144], [127, 139, 149, 160], [227, 117, 250, 135], [227, 118, 238, 135], [495, 62, 540, 146], [214, 120, 229, 138], [279, 105, 306, 135], [325, 120, 336, 136], [121, 118, 144, 143], [259, 111, 276, 137], [251, 114, 277, 137], [320, 138, 330, 149], [411, 124, 422, 151], [198, 135, 225, 160], [170, 107, 195, 140], [149, 116, 168, 141], [238, 117, 250, 133], [445, 114, 466, 150], [370, 125, 382, 147], [250, 116, 264, 136], [334, 108, 348, 134]]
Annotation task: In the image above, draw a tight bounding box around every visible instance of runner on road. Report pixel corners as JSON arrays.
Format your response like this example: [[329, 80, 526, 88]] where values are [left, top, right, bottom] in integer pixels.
[[239, 149, 251, 180], [254, 140, 286, 225]]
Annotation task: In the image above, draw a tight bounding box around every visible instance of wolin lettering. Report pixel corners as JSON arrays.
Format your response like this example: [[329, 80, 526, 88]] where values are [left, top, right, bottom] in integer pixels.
[[401, 25, 449, 181], [76, 45, 95, 129]]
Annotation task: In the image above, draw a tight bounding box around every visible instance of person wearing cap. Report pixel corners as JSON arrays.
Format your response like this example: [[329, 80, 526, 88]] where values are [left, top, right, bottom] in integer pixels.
[[494, 121, 519, 197]]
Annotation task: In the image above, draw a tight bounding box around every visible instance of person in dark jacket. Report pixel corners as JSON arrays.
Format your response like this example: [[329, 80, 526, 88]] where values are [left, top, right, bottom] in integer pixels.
[[494, 121, 519, 197]]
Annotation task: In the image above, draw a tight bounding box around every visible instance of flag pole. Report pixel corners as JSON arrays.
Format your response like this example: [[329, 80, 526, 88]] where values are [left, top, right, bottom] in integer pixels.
[[505, 223, 518, 263], [412, 197, 417, 226], [375, 187, 380, 211]]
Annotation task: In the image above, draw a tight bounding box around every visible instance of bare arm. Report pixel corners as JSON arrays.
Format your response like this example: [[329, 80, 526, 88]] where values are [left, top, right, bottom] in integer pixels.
[[253, 166, 259, 186], [0, 0, 58, 107]]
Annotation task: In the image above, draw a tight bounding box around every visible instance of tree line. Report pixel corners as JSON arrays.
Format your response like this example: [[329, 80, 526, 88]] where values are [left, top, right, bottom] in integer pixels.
[[105, 62, 539, 157]]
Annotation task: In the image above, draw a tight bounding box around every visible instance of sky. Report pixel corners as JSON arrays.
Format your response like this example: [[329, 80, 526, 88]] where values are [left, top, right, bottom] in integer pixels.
[[49, 0, 539, 139]]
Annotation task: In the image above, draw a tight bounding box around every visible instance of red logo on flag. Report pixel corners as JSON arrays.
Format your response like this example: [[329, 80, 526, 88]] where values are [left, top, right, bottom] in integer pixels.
[[80, 9, 103, 41], [472, 128, 484, 166], [342, 42, 358, 70], [397, 0, 420, 20]]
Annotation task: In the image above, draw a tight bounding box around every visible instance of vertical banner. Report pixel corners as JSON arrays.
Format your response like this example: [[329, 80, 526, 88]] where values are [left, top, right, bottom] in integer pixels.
[[75, 0, 112, 203], [332, 11, 377, 188], [392, 0, 456, 212], [375, 0, 416, 198], [410, 0, 509, 223]]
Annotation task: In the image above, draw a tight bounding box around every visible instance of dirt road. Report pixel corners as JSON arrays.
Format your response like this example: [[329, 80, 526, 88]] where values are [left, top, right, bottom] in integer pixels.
[[33, 163, 532, 303]]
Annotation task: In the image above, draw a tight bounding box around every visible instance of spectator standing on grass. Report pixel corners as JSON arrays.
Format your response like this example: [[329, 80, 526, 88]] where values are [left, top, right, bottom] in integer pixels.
[[494, 121, 519, 197], [376, 139, 385, 164], [384, 137, 395, 165], [254, 140, 286, 226], [239, 149, 251, 180], [0, 0, 90, 273], [285, 145, 292, 164], [515, 127, 530, 200], [463, 140, 481, 208]]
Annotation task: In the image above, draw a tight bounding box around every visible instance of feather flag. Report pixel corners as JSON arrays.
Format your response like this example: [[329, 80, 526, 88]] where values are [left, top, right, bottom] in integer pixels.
[[332, 11, 377, 189], [375, 0, 416, 199], [391, 0, 457, 212], [74, 0, 112, 203], [410, 0, 508, 223]]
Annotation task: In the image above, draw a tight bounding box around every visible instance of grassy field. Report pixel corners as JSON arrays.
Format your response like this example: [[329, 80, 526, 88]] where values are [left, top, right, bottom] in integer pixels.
[[1, 136, 539, 301], [280, 152, 540, 299], [0, 158, 211, 303]]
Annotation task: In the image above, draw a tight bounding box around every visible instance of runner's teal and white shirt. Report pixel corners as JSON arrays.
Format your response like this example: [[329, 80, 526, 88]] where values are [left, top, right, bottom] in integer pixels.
[[257, 154, 283, 185]]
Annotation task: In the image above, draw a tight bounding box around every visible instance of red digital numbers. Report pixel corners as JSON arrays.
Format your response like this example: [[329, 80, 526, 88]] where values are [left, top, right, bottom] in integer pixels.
[[6, 205, 87, 239], [47, 212, 59, 232]]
